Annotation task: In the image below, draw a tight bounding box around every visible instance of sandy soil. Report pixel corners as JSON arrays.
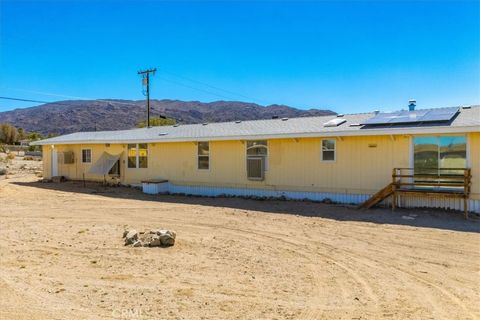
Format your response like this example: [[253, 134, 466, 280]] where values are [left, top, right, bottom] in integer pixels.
[[1, 160, 479, 320]]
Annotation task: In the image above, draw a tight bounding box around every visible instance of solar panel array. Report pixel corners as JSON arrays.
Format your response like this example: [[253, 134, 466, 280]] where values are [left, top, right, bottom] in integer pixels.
[[361, 107, 459, 125]]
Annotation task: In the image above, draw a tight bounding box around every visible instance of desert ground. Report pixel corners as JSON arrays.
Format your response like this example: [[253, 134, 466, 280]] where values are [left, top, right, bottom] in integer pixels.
[[1, 157, 479, 320]]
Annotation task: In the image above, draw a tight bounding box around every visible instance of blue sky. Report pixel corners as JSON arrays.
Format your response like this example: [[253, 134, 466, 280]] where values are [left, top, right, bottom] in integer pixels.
[[0, 1, 479, 114]]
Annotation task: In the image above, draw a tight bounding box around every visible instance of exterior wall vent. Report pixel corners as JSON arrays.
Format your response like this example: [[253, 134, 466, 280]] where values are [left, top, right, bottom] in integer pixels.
[[247, 157, 265, 181], [202, 123, 208, 126], [158, 133, 168, 136], [337, 114, 344, 117], [235, 120, 242, 123], [323, 118, 347, 127], [281, 117, 288, 121]]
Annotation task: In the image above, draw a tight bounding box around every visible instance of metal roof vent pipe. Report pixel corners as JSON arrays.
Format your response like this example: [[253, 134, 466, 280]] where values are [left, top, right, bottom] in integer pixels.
[[408, 99, 416, 111]]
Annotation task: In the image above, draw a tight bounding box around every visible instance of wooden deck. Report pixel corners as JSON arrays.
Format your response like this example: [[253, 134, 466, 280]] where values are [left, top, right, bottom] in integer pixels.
[[391, 168, 472, 219], [359, 167, 472, 219]]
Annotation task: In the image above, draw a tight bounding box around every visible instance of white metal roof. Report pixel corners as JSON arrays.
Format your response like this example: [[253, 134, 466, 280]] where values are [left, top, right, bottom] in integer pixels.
[[32, 106, 480, 146]]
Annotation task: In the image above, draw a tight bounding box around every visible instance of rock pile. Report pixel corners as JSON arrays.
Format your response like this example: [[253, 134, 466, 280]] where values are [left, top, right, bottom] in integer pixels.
[[123, 229, 176, 247]]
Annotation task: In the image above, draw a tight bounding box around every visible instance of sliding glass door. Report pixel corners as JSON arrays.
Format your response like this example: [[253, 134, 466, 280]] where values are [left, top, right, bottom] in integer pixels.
[[413, 136, 466, 188]]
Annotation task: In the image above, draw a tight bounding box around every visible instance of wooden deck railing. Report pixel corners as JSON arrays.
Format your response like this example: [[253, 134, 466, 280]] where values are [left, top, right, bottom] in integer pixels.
[[391, 168, 472, 218]]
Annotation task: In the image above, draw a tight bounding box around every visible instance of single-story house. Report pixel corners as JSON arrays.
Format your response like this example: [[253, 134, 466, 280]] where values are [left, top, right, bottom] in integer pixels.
[[32, 103, 480, 213]]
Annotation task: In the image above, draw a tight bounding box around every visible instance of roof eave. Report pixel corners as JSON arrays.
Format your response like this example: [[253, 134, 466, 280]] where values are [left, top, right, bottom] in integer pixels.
[[30, 125, 480, 146]]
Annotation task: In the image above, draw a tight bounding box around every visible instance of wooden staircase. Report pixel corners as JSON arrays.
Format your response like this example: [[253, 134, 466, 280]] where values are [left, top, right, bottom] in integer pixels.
[[357, 183, 394, 210]]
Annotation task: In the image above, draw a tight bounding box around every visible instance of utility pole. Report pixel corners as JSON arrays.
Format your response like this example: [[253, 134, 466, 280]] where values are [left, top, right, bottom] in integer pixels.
[[138, 68, 157, 128]]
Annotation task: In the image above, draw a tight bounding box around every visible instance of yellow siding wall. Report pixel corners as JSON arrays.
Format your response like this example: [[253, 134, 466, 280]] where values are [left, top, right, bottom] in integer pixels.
[[42, 132, 479, 198]]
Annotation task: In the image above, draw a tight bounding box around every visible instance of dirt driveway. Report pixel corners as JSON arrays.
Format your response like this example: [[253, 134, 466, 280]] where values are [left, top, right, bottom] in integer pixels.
[[1, 172, 479, 319]]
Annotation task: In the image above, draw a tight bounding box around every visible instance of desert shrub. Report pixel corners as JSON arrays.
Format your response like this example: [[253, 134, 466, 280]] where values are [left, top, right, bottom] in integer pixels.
[[0, 123, 18, 144], [23, 156, 34, 161], [6, 152, 15, 160], [0, 168, 6, 175]]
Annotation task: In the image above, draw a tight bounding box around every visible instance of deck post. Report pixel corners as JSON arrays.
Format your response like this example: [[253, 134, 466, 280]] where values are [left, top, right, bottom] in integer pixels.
[[464, 169, 469, 219], [391, 168, 396, 211]]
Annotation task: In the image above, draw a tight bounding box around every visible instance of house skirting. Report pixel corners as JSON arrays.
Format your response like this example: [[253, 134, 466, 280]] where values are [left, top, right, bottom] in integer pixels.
[[142, 181, 480, 214]]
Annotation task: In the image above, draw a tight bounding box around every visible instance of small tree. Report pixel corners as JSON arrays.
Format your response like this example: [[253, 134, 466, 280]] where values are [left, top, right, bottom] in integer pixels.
[[27, 132, 43, 141], [17, 128, 27, 141], [0, 123, 19, 145], [136, 117, 176, 128]]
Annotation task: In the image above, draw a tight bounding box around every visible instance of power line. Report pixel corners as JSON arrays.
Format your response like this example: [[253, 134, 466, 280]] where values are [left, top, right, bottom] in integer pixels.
[[156, 76, 236, 101], [159, 69, 268, 105], [0, 96, 142, 109], [0, 96, 64, 105], [0, 87, 92, 100], [1, 69, 271, 107]]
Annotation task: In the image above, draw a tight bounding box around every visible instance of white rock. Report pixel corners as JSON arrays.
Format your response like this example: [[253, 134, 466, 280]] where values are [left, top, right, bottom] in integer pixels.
[[124, 230, 138, 245], [132, 240, 143, 247]]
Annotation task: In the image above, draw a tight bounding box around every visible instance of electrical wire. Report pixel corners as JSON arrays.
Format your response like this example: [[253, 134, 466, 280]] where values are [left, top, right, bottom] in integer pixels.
[[1, 69, 269, 105], [158, 69, 269, 104]]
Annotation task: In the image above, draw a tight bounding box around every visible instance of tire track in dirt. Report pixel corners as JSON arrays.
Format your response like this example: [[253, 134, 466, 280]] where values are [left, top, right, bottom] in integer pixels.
[[310, 236, 478, 319], [193, 222, 477, 319], [186, 223, 380, 320]]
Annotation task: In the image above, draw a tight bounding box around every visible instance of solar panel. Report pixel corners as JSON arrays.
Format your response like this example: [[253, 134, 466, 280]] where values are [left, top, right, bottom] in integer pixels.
[[361, 107, 459, 125]]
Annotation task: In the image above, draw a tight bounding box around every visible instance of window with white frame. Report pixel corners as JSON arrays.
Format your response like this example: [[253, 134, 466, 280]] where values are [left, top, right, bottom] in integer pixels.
[[81, 149, 92, 163], [246, 140, 268, 180], [127, 143, 148, 168], [197, 142, 210, 170], [321, 139, 336, 161]]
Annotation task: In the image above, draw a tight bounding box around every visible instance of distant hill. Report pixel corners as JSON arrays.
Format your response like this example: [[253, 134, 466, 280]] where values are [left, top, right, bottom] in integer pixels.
[[0, 99, 335, 135]]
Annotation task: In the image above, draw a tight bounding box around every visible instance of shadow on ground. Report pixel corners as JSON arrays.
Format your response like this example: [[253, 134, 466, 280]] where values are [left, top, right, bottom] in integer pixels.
[[13, 179, 480, 233]]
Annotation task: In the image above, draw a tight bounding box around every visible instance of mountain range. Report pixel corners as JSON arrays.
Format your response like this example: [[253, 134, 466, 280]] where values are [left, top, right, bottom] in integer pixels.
[[0, 99, 335, 135]]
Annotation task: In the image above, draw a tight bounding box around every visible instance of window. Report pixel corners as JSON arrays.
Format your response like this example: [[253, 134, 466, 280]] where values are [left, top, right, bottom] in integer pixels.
[[197, 142, 210, 170], [128, 143, 148, 169], [321, 139, 335, 161], [81, 149, 91, 163], [138, 144, 148, 168], [247, 140, 268, 156], [63, 151, 75, 164], [414, 136, 466, 175], [127, 144, 137, 168], [246, 140, 268, 180]]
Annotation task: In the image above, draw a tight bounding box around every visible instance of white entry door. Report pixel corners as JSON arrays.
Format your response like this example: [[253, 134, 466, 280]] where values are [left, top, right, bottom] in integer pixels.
[[51, 149, 58, 177]]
